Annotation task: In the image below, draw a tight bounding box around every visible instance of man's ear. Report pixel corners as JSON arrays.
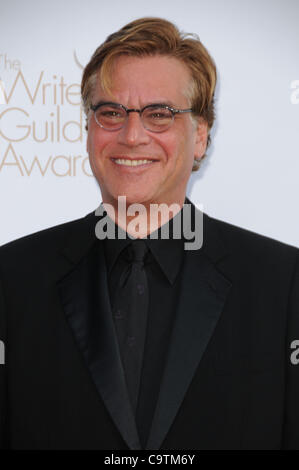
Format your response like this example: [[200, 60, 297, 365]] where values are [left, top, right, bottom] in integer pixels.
[[194, 118, 208, 160], [86, 119, 89, 153], [85, 113, 90, 153]]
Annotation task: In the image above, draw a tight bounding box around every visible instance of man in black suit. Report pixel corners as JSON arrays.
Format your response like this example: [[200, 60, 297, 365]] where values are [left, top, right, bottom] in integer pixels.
[[0, 17, 299, 450]]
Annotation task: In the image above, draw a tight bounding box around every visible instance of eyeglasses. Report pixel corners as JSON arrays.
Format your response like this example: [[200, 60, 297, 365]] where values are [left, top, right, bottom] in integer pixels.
[[90, 102, 193, 133]]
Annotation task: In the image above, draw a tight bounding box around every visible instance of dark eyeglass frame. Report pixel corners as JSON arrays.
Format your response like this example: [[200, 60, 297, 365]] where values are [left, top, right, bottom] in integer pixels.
[[89, 102, 193, 133]]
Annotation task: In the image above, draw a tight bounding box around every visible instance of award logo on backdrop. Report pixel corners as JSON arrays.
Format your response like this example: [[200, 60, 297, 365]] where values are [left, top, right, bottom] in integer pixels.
[[0, 51, 92, 177]]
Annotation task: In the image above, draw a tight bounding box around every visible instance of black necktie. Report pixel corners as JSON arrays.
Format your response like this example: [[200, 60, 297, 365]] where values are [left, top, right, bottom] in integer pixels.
[[112, 239, 149, 415]]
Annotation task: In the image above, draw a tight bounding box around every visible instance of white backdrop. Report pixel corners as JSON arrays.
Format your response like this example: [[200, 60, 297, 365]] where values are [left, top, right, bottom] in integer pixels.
[[0, 0, 298, 247]]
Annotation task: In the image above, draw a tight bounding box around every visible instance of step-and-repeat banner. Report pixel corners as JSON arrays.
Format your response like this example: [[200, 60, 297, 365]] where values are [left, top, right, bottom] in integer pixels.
[[0, 0, 298, 247]]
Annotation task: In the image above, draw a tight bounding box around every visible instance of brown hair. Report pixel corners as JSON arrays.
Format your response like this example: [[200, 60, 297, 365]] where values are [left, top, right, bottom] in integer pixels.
[[81, 17, 217, 171]]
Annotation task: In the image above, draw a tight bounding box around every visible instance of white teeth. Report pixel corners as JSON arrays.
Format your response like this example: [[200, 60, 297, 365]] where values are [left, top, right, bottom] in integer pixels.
[[113, 158, 154, 166]]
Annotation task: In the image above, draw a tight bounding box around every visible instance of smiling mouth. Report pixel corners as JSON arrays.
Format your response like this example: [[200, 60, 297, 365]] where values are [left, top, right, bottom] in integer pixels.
[[111, 158, 157, 167]]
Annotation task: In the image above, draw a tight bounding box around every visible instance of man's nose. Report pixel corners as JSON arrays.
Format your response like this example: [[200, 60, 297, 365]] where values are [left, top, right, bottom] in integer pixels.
[[117, 111, 151, 146]]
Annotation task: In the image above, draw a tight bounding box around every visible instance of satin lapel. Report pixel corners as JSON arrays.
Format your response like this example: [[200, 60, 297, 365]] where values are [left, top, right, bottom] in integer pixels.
[[57, 237, 141, 450], [146, 206, 232, 450]]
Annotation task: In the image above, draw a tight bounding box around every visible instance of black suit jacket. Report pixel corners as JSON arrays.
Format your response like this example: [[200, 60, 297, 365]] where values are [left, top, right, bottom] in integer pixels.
[[0, 200, 298, 450]]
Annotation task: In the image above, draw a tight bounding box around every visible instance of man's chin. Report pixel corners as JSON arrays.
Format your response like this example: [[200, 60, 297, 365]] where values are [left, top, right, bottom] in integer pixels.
[[109, 193, 156, 209]]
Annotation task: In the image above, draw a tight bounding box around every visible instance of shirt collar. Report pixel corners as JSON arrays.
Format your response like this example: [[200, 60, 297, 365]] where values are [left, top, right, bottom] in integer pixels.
[[103, 198, 189, 285]]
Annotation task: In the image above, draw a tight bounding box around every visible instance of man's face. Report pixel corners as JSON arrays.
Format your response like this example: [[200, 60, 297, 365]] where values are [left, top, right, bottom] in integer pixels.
[[87, 55, 208, 208]]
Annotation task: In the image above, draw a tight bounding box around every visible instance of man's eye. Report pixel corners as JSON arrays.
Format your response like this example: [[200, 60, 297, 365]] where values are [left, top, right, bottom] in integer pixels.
[[151, 113, 166, 118], [100, 110, 122, 118], [148, 110, 171, 119]]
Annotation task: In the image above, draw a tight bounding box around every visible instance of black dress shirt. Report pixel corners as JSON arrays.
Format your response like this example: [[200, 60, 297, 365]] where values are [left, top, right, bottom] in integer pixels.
[[103, 204, 186, 448]]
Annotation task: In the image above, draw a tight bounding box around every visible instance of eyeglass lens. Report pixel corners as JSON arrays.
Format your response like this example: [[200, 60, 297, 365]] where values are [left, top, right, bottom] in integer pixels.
[[94, 104, 173, 131]]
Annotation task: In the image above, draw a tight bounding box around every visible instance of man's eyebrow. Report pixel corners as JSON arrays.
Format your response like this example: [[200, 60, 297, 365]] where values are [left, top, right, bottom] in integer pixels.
[[91, 100, 180, 109], [144, 101, 178, 108], [91, 100, 119, 108]]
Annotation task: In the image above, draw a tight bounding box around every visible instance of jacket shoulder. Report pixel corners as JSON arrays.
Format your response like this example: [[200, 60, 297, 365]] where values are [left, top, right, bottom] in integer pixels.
[[206, 213, 299, 260], [0, 211, 95, 264]]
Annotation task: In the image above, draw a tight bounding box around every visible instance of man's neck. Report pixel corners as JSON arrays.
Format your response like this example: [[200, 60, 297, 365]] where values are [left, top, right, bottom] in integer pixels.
[[101, 196, 187, 238]]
